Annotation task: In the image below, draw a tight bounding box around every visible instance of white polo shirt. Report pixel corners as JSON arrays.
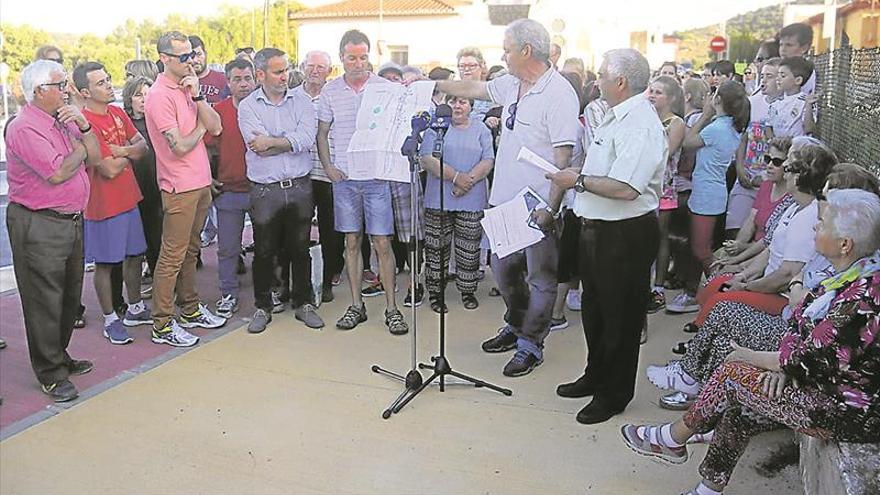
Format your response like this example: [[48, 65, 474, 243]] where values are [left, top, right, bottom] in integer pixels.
[[486, 70, 580, 205], [573, 94, 667, 221]]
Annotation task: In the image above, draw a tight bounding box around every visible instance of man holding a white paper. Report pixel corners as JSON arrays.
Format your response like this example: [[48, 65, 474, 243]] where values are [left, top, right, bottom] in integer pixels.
[[434, 19, 580, 377], [547, 49, 667, 425]]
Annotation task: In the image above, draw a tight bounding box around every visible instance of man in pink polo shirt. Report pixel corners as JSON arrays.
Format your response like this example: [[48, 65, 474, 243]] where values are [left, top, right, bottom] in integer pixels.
[[5, 59, 102, 402], [145, 31, 227, 347]]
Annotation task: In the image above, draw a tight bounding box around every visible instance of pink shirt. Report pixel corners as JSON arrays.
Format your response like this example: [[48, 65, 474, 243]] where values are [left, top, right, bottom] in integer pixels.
[[144, 73, 212, 193], [4, 104, 90, 213]]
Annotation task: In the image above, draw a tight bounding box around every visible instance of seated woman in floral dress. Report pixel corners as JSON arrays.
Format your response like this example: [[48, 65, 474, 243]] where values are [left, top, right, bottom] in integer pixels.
[[622, 188, 880, 495]]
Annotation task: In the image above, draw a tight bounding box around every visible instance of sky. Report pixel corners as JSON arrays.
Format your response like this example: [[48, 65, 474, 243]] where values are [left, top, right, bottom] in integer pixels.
[[1, 0, 783, 36]]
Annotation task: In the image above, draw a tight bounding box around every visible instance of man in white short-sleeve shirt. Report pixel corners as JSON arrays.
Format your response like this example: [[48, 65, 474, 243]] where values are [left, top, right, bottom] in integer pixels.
[[434, 19, 579, 378], [547, 48, 667, 425]]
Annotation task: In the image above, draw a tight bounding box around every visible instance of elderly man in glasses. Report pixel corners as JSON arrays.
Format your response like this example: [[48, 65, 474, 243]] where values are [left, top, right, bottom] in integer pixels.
[[433, 19, 580, 377], [5, 60, 102, 402], [144, 31, 228, 348]]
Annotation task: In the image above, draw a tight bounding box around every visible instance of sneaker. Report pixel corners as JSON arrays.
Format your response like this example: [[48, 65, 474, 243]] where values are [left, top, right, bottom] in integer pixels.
[[123, 306, 152, 327], [646, 361, 701, 395], [84, 262, 96, 272], [215, 294, 239, 319], [666, 293, 699, 314], [385, 308, 409, 335], [549, 316, 569, 331], [502, 349, 543, 377], [247, 309, 271, 334], [179, 303, 227, 329], [271, 291, 285, 314], [336, 305, 367, 330], [103, 320, 134, 345], [658, 391, 696, 411], [361, 281, 385, 297], [620, 424, 688, 465], [646, 289, 665, 313], [200, 236, 215, 249], [41, 379, 78, 402], [565, 289, 582, 311], [363, 270, 378, 284], [151, 320, 199, 347], [403, 283, 424, 307], [481, 326, 518, 353], [331, 274, 342, 286], [295, 304, 325, 329], [68, 359, 94, 376], [140, 285, 153, 300]]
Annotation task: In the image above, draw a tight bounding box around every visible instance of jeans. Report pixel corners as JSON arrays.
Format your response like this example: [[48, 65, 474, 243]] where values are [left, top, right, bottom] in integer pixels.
[[251, 177, 314, 310], [215, 191, 251, 298], [490, 227, 560, 354]]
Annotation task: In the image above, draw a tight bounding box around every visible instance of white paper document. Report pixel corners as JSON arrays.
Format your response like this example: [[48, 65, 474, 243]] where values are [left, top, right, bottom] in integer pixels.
[[347, 81, 435, 182], [480, 187, 546, 259], [516, 146, 558, 175]]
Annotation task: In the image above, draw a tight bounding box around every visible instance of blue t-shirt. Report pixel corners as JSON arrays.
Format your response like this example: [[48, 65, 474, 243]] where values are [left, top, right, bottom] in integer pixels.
[[688, 115, 741, 215], [420, 118, 495, 212]]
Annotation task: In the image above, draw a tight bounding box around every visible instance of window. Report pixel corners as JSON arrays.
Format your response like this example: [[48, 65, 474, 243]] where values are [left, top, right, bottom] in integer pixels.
[[389, 45, 408, 66]]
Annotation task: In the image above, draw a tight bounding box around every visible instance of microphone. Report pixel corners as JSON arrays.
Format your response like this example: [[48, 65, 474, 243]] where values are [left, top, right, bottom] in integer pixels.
[[431, 104, 452, 159], [401, 111, 431, 156]]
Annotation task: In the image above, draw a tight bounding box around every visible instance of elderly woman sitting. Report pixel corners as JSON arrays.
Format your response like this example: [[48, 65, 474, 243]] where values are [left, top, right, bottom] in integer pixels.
[[622, 188, 880, 495], [648, 163, 880, 411]]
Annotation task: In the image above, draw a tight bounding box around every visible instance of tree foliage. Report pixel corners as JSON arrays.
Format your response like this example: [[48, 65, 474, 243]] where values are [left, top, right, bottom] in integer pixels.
[[673, 4, 784, 67], [1, 1, 300, 102]]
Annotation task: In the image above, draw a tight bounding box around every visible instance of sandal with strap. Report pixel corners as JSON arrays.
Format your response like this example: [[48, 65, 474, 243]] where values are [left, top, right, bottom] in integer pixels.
[[620, 424, 688, 465], [461, 293, 479, 310], [429, 294, 448, 314]]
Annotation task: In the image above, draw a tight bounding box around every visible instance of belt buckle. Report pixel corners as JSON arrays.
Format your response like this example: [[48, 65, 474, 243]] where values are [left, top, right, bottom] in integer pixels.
[[279, 179, 294, 189]]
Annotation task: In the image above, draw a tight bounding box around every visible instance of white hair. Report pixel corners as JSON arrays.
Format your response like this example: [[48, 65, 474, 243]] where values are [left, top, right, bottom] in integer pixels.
[[300, 50, 332, 71], [602, 48, 651, 95], [825, 188, 880, 258], [505, 19, 551, 63], [20, 60, 65, 104]]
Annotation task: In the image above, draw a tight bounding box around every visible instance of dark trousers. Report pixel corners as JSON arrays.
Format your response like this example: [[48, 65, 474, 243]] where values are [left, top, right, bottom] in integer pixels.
[[579, 212, 659, 409], [137, 190, 164, 276], [312, 180, 343, 286], [251, 177, 314, 310], [6, 203, 85, 385]]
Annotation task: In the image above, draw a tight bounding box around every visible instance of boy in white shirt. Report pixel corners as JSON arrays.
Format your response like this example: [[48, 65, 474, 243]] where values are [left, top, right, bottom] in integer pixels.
[[767, 57, 816, 139]]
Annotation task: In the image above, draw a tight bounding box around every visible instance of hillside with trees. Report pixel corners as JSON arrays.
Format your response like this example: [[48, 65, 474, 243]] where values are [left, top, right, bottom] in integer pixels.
[[674, 3, 785, 66]]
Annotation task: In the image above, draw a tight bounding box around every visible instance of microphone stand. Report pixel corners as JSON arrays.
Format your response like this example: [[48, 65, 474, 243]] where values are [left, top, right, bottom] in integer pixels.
[[372, 107, 511, 420]]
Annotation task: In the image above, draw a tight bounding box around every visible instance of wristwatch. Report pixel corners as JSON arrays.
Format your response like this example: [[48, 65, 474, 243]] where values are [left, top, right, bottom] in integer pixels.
[[192, 94, 206, 102], [574, 174, 588, 193], [543, 206, 562, 220]]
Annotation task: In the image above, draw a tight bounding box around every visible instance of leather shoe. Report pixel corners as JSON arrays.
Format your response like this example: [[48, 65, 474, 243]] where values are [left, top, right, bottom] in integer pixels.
[[556, 374, 597, 398], [575, 399, 624, 425]]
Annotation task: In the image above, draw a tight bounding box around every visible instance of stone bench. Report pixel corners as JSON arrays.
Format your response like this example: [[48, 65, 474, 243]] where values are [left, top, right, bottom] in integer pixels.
[[799, 434, 880, 494]]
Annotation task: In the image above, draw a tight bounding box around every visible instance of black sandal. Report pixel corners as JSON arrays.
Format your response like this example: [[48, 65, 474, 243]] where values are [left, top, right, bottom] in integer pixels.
[[683, 322, 699, 333], [429, 294, 448, 314], [461, 293, 479, 310]]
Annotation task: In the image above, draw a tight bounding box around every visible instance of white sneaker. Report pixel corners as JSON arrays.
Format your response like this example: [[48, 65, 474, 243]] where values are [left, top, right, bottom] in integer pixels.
[[271, 291, 285, 314], [85, 262, 96, 272], [179, 302, 228, 329], [666, 293, 700, 314], [565, 289, 582, 312], [151, 320, 199, 347], [215, 294, 239, 319], [646, 361, 700, 395]]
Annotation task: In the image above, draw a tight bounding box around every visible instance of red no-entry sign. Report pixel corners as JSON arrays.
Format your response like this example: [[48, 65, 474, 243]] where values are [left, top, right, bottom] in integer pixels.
[[710, 36, 727, 53]]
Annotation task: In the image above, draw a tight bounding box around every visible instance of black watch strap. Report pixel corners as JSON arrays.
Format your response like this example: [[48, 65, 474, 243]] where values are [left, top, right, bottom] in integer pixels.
[[192, 94, 206, 102]]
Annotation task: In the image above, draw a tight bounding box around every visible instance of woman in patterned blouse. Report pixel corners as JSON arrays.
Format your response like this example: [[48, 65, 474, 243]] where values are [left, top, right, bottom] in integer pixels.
[[620, 187, 880, 495]]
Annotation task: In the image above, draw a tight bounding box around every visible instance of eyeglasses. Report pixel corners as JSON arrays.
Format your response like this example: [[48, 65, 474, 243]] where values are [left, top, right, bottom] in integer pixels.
[[458, 63, 480, 72], [744, 70, 753, 75], [764, 155, 786, 167], [40, 80, 68, 90], [160, 51, 197, 63], [235, 47, 255, 55], [506, 101, 518, 131], [46, 57, 64, 64]]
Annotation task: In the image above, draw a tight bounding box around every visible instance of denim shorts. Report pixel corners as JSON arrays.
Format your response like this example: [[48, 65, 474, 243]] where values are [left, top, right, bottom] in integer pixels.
[[332, 179, 393, 236], [84, 207, 147, 264]]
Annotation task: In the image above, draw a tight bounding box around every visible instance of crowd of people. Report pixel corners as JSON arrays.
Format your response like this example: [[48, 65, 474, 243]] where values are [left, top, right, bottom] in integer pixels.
[[3, 18, 879, 495]]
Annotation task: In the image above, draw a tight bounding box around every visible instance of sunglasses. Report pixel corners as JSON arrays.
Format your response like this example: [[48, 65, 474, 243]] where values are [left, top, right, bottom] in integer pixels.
[[744, 70, 753, 75], [235, 47, 255, 54], [40, 80, 68, 90], [160, 51, 198, 63], [506, 101, 518, 131], [764, 155, 786, 167]]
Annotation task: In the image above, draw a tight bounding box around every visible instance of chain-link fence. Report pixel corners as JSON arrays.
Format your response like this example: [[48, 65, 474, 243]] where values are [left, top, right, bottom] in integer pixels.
[[812, 46, 880, 172]]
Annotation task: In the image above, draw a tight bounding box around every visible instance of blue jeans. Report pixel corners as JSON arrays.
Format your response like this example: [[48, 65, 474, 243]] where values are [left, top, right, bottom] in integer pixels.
[[215, 191, 251, 298], [490, 228, 560, 356]]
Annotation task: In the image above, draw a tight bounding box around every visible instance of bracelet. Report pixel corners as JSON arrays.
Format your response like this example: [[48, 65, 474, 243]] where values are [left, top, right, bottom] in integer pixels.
[[192, 94, 206, 102], [78, 123, 92, 133], [452, 171, 460, 183], [788, 280, 804, 291]]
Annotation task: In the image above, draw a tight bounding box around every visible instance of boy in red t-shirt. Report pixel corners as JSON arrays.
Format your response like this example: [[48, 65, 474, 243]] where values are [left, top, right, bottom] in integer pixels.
[[74, 62, 151, 344]]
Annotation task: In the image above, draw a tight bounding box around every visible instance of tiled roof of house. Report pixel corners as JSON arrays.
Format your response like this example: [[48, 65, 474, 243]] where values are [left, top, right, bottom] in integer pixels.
[[290, 0, 464, 20]]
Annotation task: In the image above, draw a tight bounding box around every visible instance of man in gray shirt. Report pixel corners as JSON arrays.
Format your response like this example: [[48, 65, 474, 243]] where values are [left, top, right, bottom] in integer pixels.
[[238, 47, 323, 332], [434, 19, 580, 377]]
